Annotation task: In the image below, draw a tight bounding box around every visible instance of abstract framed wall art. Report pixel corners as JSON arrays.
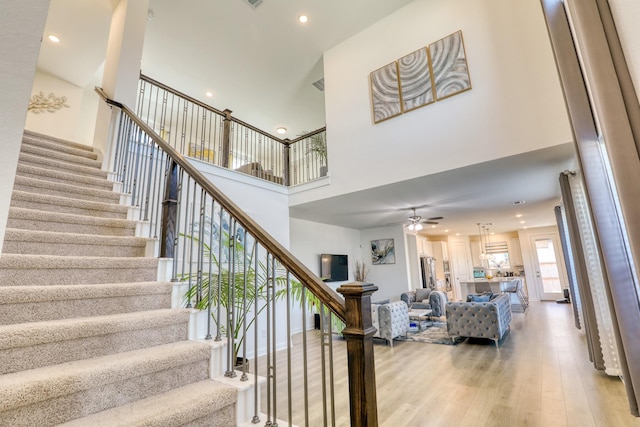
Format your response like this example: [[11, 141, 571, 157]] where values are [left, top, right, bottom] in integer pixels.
[[371, 238, 396, 265], [398, 47, 435, 112], [370, 62, 402, 124], [429, 30, 472, 100]]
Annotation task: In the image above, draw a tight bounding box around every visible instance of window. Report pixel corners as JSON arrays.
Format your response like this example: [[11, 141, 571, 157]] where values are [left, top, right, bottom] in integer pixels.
[[486, 241, 511, 270]]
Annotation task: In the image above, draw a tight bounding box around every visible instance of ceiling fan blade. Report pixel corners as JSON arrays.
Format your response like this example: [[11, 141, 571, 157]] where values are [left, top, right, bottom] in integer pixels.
[[422, 221, 439, 225], [427, 216, 444, 221]]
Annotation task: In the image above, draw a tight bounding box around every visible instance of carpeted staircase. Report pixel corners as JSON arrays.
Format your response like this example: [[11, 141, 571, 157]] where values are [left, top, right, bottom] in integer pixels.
[[0, 131, 237, 426]]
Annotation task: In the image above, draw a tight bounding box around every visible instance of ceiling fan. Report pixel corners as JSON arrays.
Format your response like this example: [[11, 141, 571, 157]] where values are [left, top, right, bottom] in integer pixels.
[[405, 208, 443, 231]]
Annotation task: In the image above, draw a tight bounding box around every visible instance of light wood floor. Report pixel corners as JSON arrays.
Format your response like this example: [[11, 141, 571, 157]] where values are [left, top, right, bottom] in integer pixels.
[[255, 302, 640, 427]]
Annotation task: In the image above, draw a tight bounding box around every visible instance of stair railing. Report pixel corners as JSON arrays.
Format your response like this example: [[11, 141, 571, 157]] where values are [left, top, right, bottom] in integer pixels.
[[136, 74, 327, 186], [96, 87, 378, 427]]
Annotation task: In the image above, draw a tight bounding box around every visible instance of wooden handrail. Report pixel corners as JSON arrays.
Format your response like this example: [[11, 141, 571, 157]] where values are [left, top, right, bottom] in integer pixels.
[[95, 86, 346, 320]]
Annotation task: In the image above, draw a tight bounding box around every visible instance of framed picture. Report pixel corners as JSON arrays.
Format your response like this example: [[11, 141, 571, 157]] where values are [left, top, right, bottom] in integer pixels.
[[370, 62, 402, 124], [371, 238, 396, 265], [398, 47, 435, 112], [429, 30, 472, 100]]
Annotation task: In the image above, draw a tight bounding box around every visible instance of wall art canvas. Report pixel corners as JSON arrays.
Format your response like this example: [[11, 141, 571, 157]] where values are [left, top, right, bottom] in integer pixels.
[[398, 47, 434, 112], [370, 62, 402, 123], [371, 238, 396, 265], [429, 30, 472, 100]]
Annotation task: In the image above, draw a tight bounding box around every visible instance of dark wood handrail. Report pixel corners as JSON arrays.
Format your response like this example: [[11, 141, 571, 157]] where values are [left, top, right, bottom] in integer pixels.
[[95, 86, 346, 320]]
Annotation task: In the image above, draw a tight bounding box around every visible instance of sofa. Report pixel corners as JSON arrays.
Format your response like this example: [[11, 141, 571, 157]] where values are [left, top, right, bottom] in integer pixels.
[[445, 293, 512, 346], [371, 300, 409, 346], [400, 288, 448, 318]]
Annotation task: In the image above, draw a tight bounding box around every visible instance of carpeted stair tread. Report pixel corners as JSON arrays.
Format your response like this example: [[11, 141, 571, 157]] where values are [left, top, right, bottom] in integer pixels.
[[13, 175, 120, 204], [16, 163, 113, 190], [0, 341, 211, 423], [3, 228, 148, 257], [7, 207, 136, 236], [11, 190, 128, 219], [18, 152, 108, 179], [0, 283, 173, 324], [23, 130, 95, 153], [22, 135, 98, 160], [0, 309, 191, 374], [20, 142, 102, 169], [0, 254, 159, 286], [58, 380, 237, 427]]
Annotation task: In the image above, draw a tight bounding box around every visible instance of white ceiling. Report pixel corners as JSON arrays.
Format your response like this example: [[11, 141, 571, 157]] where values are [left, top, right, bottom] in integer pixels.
[[37, 0, 577, 238]]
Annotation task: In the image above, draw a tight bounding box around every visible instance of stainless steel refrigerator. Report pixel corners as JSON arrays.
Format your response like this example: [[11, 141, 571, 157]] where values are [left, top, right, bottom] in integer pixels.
[[420, 256, 437, 289]]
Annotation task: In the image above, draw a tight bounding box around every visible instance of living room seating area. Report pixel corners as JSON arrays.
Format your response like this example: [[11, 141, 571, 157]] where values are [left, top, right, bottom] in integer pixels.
[[445, 293, 512, 346]]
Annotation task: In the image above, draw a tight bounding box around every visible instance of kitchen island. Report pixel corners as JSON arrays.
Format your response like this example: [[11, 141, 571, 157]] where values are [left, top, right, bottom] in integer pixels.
[[460, 278, 527, 311]]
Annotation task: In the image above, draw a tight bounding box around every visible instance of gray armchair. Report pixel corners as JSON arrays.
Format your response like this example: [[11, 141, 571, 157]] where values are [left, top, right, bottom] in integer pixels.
[[445, 293, 512, 346], [401, 288, 448, 317], [371, 301, 409, 346]]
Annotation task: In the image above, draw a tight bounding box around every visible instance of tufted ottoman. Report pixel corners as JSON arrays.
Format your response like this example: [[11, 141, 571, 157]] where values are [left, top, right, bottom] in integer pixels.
[[445, 293, 512, 346]]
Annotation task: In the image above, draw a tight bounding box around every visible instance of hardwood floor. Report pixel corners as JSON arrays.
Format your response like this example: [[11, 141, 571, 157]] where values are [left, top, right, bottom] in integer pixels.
[[256, 302, 640, 426]]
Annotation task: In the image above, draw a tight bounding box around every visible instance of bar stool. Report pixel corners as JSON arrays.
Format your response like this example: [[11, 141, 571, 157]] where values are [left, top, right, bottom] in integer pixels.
[[500, 279, 529, 312]]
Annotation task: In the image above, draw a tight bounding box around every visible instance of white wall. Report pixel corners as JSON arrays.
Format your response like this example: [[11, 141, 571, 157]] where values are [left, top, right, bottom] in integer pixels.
[[25, 70, 99, 144], [359, 225, 411, 302], [0, 1, 51, 256], [307, 0, 572, 202]]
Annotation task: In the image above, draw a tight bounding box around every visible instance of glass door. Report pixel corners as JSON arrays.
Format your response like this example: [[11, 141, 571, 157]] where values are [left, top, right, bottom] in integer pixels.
[[530, 234, 565, 300]]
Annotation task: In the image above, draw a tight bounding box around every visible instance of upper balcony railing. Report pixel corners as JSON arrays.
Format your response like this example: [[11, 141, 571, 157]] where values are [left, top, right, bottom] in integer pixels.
[[136, 74, 327, 186]]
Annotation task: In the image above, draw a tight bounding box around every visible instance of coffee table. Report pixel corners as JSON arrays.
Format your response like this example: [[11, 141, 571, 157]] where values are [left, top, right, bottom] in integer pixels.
[[407, 308, 433, 331]]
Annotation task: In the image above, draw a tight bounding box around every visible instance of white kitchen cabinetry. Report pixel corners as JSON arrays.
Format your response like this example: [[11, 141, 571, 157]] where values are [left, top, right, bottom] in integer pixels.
[[509, 238, 523, 266], [416, 237, 433, 257]]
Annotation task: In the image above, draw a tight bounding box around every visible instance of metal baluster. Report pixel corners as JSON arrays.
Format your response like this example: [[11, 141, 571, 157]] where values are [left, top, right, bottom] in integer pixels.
[[286, 271, 292, 425], [225, 216, 237, 378], [195, 188, 206, 306], [215, 205, 224, 342], [170, 168, 183, 283], [271, 255, 278, 425], [182, 176, 192, 307], [206, 199, 215, 340], [241, 226, 249, 381], [252, 239, 260, 425], [302, 285, 309, 427], [320, 302, 328, 427], [129, 126, 145, 207], [328, 311, 336, 427]]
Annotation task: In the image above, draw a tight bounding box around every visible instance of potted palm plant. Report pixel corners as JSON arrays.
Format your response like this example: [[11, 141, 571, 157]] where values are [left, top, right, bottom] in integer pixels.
[[307, 133, 328, 177]]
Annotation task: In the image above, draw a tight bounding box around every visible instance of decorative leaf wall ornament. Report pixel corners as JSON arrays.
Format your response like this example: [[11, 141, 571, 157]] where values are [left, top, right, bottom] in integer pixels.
[[28, 91, 70, 114]]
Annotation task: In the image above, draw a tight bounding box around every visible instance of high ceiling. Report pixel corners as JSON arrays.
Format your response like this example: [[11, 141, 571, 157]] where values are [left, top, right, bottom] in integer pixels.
[[37, 0, 577, 238]]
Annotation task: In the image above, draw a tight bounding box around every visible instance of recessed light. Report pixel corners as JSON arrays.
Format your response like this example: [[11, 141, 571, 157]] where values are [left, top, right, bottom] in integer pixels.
[[205, 91, 213, 98], [444, 229, 449, 233], [520, 220, 526, 224], [47, 34, 60, 43], [456, 233, 460, 236], [276, 127, 287, 134], [431, 225, 436, 228], [515, 214, 523, 218], [523, 226, 528, 229], [298, 15, 308, 24]]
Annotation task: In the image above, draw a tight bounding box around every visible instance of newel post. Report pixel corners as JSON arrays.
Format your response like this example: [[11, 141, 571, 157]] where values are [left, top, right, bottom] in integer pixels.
[[160, 160, 178, 258], [337, 282, 379, 427], [283, 139, 291, 186], [222, 109, 232, 169]]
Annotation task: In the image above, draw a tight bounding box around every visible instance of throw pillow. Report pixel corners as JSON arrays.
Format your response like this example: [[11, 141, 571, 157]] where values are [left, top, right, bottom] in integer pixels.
[[372, 299, 390, 305], [415, 288, 431, 302], [467, 293, 492, 302]]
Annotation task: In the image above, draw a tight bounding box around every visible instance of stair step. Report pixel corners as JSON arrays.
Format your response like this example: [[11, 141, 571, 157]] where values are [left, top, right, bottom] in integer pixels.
[[7, 207, 136, 236], [3, 228, 148, 257], [0, 341, 212, 426], [0, 309, 191, 374], [22, 134, 98, 161], [16, 163, 113, 191], [23, 130, 95, 153], [0, 254, 159, 286], [0, 282, 173, 324], [18, 152, 107, 180], [10, 190, 128, 219], [13, 175, 120, 205], [58, 380, 237, 427], [20, 141, 102, 169]]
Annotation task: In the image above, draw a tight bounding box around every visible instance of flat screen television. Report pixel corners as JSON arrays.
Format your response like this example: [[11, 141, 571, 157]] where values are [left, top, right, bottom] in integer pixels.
[[320, 254, 348, 282]]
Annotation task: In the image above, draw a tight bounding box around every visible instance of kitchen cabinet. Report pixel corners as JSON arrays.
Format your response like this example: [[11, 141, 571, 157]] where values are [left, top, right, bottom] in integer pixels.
[[509, 238, 523, 266], [416, 237, 433, 257], [470, 241, 482, 267]]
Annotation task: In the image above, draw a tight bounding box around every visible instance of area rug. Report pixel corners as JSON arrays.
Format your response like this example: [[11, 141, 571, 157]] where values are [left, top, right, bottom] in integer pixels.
[[397, 321, 466, 345]]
